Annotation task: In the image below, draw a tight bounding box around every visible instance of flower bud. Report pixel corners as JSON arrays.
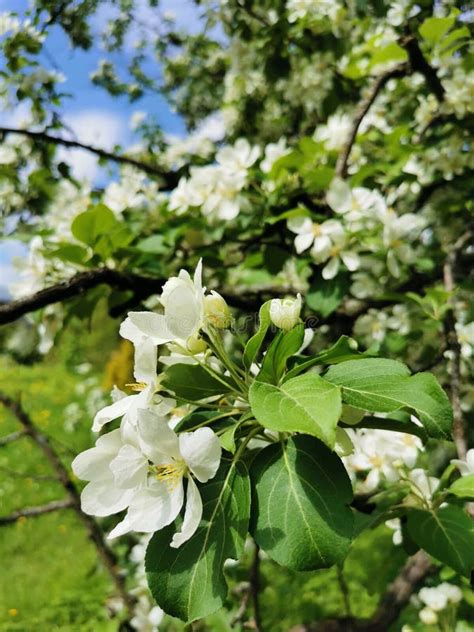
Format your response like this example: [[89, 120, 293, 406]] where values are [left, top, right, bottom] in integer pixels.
[[269, 294, 302, 330], [204, 291, 231, 329], [419, 608, 438, 626], [186, 333, 207, 355]]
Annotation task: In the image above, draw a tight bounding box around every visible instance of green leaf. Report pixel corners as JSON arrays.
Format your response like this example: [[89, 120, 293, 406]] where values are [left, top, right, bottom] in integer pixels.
[[219, 424, 239, 453], [146, 459, 250, 622], [136, 234, 167, 254], [371, 42, 407, 67], [419, 16, 456, 45], [448, 475, 474, 500], [284, 335, 366, 382], [257, 323, 305, 384], [162, 364, 237, 401], [438, 26, 470, 56], [71, 205, 118, 246], [249, 373, 342, 448], [325, 359, 452, 439], [243, 301, 272, 370], [307, 273, 350, 318], [49, 244, 89, 264], [250, 436, 353, 570], [407, 506, 474, 576]]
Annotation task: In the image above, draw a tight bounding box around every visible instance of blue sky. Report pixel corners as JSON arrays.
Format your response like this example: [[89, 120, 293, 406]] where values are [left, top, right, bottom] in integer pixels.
[[0, 0, 209, 296]]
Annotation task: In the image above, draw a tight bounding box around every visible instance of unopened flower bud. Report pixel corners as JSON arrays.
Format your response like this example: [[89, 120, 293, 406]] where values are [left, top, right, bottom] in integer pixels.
[[186, 333, 207, 355], [269, 294, 302, 330], [419, 608, 437, 626], [204, 291, 231, 329]]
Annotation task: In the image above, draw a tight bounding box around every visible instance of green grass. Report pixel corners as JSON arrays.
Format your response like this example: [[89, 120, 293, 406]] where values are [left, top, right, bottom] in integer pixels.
[[0, 356, 117, 631]]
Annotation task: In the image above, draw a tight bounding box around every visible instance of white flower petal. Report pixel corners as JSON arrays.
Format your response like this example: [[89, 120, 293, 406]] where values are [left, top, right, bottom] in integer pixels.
[[81, 479, 135, 517], [322, 256, 340, 280], [134, 338, 157, 383], [92, 395, 136, 432], [126, 312, 175, 345], [193, 258, 203, 292], [108, 479, 184, 538], [311, 234, 332, 259], [341, 251, 360, 272], [287, 215, 312, 234], [326, 177, 351, 213], [179, 427, 221, 483], [72, 429, 123, 480], [165, 284, 202, 340], [109, 444, 149, 489], [137, 408, 180, 463], [294, 231, 314, 254], [171, 476, 203, 548]]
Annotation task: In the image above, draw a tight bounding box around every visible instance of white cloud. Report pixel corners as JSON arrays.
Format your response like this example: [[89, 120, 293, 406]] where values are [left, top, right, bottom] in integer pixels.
[[58, 109, 124, 182]]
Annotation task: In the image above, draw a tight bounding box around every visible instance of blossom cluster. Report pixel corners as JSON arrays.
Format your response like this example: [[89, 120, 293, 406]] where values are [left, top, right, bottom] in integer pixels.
[[72, 262, 229, 546], [169, 138, 260, 221]]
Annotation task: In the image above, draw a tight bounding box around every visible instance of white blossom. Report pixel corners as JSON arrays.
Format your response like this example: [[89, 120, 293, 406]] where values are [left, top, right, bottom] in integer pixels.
[[260, 138, 289, 173], [314, 113, 352, 151], [343, 428, 423, 492], [287, 216, 359, 279], [269, 294, 302, 330], [451, 448, 474, 477], [73, 409, 221, 546], [455, 322, 474, 358]]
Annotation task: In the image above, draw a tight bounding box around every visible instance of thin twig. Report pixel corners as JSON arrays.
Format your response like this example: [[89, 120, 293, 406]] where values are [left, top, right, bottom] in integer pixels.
[[337, 566, 352, 617], [250, 542, 262, 632], [230, 582, 251, 628], [0, 126, 179, 188], [442, 230, 472, 459], [335, 64, 408, 178], [0, 393, 135, 615], [0, 499, 74, 524], [0, 430, 25, 446]]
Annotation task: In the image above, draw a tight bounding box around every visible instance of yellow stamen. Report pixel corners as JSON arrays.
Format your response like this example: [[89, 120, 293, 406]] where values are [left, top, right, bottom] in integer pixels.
[[370, 455, 383, 468], [312, 223, 322, 237], [153, 460, 187, 490], [125, 382, 148, 392]]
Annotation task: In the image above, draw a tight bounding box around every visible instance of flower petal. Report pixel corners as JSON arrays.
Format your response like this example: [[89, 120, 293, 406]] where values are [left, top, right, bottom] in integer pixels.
[[134, 337, 157, 383], [124, 312, 175, 345], [322, 256, 340, 280], [81, 478, 134, 517], [92, 395, 136, 432], [171, 476, 203, 548], [179, 427, 221, 483], [326, 177, 351, 213], [137, 408, 180, 463], [108, 479, 184, 538], [341, 251, 360, 272], [109, 444, 148, 489], [72, 429, 123, 480], [294, 231, 314, 254], [165, 284, 202, 340], [287, 215, 312, 235]]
